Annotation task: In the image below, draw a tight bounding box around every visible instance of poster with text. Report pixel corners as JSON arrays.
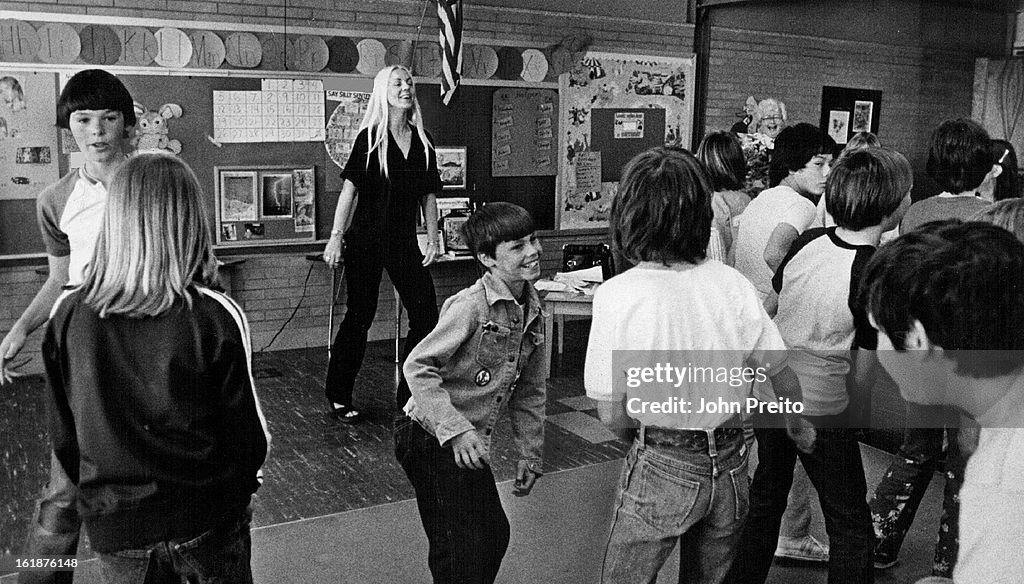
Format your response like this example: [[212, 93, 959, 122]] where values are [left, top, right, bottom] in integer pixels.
[[0, 72, 59, 200], [557, 52, 695, 229], [491, 88, 558, 177]]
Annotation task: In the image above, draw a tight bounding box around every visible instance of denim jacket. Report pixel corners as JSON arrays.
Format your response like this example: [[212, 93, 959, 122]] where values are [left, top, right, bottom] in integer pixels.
[[403, 271, 547, 470]]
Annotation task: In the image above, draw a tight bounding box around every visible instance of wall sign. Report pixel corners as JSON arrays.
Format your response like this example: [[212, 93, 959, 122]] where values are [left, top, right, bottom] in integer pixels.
[[0, 20, 42, 62], [188, 30, 226, 69], [118, 26, 159, 66], [36, 23, 81, 64], [153, 27, 192, 68], [356, 38, 386, 75], [79, 24, 121, 65], [463, 45, 498, 79], [288, 35, 329, 72], [224, 32, 262, 68]]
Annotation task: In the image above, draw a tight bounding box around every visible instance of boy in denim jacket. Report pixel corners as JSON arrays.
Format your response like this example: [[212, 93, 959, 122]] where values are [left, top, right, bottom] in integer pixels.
[[396, 202, 546, 584]]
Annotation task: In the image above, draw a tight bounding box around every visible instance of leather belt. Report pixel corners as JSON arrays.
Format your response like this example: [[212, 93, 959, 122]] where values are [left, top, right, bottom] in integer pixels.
[[642, 415, 744, 451]]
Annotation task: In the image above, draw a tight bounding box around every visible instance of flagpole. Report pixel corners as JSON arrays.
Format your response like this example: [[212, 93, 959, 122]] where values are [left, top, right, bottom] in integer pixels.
[[409, 0, 431, 73]]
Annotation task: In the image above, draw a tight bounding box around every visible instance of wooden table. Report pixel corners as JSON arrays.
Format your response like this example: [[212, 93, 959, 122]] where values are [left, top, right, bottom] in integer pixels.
[[542, 291, 594, 378]]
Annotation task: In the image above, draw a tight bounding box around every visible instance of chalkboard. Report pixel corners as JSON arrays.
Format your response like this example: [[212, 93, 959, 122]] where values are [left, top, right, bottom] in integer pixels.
[[0, 74, 557, 258]]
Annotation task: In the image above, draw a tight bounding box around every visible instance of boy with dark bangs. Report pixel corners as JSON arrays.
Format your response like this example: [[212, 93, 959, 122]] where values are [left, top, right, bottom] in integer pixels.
[[396, 202, 546, 584], [0, 69, 136, 584]]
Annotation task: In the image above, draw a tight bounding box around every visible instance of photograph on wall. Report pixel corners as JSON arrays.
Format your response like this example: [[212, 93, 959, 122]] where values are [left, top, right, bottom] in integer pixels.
[[613, 112, 644, 139], [242, 223, 265, 240], [853, 100, 873, 133], [442, 214, 471, 254], [261, 172, 293, 217], [436, 146, 467, 190], [15, 146, 51, 164], [294, 202, 314, 233], [221, 224, 238, 242], [828, 110, 850, 145], [219, 171, 258, 222]]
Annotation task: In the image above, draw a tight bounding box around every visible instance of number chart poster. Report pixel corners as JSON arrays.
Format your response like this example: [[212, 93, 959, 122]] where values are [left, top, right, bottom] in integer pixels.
[[212, 78, 325, 143], [557, 52, 695, 229], [491, 88, 558, 177], [0, 71, 59, 200]]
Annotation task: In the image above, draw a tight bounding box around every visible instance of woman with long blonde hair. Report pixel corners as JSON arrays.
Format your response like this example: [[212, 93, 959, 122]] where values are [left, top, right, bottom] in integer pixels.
[[43, 152, 269, 584], [322, 65, 442, 422]]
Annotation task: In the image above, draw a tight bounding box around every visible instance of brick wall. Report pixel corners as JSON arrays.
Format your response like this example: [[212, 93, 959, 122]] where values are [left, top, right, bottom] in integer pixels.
[[0, 0, 1007, 375]]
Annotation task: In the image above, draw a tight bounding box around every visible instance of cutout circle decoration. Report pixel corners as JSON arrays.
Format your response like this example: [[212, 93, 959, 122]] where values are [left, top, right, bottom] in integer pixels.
[[0, 19, 550, 83]]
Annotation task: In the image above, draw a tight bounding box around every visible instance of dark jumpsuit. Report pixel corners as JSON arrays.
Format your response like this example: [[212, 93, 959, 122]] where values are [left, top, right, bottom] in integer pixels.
[[325, 126, 442, 410]]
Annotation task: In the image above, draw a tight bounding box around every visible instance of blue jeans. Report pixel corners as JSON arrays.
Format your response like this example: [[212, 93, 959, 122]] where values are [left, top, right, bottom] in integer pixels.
[[601, 428, 749, 584], [96, 507, 253, 584], [394, 417, 510, 584], [729, 415, 874, 584], [21, 452, 81, 584]]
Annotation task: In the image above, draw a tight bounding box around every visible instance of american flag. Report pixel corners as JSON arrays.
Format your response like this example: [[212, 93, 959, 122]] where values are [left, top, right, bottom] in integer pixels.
[[438, 0, 463, 105]]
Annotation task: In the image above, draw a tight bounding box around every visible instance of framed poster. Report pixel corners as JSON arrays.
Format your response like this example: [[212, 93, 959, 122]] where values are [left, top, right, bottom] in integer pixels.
[[819, 86, 882, 146], [215, 165, 316, 246], [219, 170, 257, 222], [436, 146, 467, 190], [441, 213, 471, 254], [261, 172, 293, 217]]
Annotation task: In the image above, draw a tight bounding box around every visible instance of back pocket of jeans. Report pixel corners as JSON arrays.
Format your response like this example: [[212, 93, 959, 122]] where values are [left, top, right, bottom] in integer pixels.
[[625, 455, 701, 531]]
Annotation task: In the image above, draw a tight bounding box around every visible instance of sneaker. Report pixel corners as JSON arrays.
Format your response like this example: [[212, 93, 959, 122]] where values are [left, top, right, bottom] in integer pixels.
[[774, 535, 829, 563]]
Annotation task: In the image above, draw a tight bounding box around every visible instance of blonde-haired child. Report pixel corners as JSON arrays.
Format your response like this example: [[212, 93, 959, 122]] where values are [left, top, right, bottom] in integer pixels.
[[43, 152, 269, 584]]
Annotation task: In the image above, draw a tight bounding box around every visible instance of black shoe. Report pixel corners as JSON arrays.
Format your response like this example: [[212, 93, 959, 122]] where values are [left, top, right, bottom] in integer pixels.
[[330, 403, 362, 424]]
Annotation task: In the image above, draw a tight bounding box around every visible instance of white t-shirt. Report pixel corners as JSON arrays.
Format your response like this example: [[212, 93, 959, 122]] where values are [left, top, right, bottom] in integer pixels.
[[955, 427, 1024, 583], [733, 185, 817, 299], [584, 260, 787, 429], [37, 169, 108, 285]]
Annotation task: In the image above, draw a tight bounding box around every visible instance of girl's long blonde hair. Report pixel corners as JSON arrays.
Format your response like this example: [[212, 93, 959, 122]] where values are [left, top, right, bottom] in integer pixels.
[[81, 151, 218, 318], [361, 65, 433, 178]]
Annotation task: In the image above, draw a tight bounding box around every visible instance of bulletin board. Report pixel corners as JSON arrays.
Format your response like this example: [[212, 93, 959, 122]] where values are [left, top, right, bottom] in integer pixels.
[[0, 71, 60, 201], [819, 86, 882, 146], [214, 165, 316, 246], [490, 88, 557, 177], [0, 74, 560, 258], [556, 51, 695, 230]]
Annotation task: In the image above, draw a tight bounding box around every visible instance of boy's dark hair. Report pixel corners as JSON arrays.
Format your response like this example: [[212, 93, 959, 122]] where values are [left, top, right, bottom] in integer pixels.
[[612, 146, 712, 265], [696, 130, 746, 192], [56, 69, 136, 130], [925, 118, 991, 194], [768, 123, 836, 187], [461, 202, 534, 258], [826, 148, 912, 230], [862, 219, 1024, 377]]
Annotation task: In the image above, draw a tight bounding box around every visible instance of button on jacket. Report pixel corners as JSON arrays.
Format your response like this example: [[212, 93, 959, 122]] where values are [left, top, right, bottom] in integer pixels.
[[404, 271, 547, 469]]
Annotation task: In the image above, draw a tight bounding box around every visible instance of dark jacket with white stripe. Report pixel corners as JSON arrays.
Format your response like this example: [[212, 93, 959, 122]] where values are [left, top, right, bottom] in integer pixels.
[[43, 286, 269, 553]]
